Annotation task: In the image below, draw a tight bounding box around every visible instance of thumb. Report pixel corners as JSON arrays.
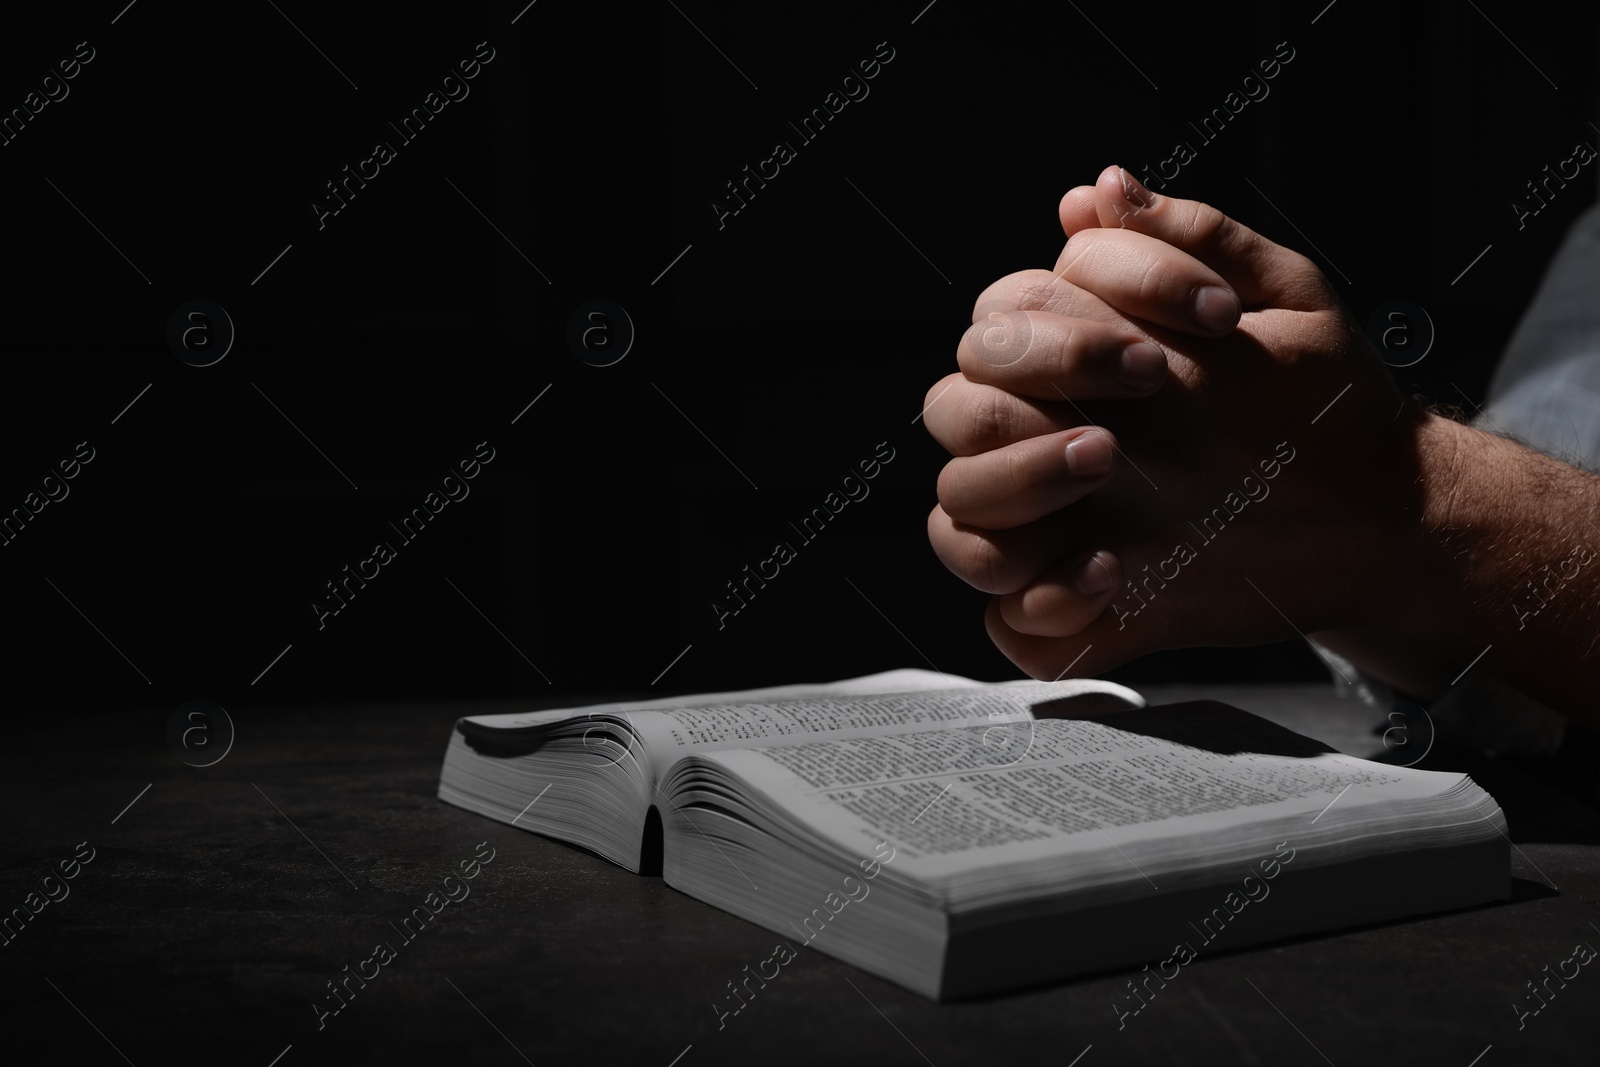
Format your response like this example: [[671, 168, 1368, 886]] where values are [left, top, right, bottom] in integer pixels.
[[1091, 164, 1332, 313]]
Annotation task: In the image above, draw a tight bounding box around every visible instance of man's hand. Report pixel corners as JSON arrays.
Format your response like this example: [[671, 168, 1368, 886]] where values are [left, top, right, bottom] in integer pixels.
[[926, 167, 1472, 690], [929, 166, 1600, 720]]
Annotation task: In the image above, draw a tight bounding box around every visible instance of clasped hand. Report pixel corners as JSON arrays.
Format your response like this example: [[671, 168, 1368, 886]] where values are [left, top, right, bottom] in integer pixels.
[[925, 165, 1436, 679]]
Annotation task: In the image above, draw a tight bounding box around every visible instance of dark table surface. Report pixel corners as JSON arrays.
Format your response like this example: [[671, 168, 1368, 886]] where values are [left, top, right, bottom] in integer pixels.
[[6, 683, 1599, 1066]]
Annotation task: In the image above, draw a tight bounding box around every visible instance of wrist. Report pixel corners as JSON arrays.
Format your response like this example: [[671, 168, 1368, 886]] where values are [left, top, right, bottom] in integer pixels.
[[1400, 413, 1519, 650], [1403, 412, 1600, 684], [1319, 413, 1520, 698]]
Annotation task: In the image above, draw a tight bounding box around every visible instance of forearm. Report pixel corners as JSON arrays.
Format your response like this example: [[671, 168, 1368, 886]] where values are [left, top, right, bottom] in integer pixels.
[[1369, 413, 1600, 720]]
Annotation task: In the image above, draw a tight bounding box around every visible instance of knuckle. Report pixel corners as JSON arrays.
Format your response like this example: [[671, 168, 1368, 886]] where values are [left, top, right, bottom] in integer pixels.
[[1056, 234, 1089, 274], [923, 373, 962, 415], [1294, 252, 1336, 297], [1276, 251, 1336, 309], [1009, 274, 1061, 313], [974, 270, 1058, 318], [962, 386, 1009, 452], [960, 534, 1016, 593], [1047, 319, 1079, 373], [1287, 249, 1318, 275], [1056, 233, 1096, 277], [986, 598, 1066, 678], [1133, 257, 1169, 305], [1005, 637, 1060, 680], [934, 460, 964, 513], [1177, 204, 1226, 248], [1000, 443, 1037, 497], [961, 313, 1034, 374], [954, 321, 982, 374], [927, 505, 958, 563]]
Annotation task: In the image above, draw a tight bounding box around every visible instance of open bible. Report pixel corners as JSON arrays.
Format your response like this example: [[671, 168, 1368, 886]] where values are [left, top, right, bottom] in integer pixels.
[[436, 669, 1509, 999]]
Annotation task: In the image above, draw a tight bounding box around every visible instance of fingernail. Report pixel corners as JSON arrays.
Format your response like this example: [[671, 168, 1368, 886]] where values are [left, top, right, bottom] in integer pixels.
[[1119, 167, 1156, 210], [1072, 552, 1114, 597], [1065, 430, 1112, 477], [1118, 342, 1168, 391], [1192, 285, 1240, 332]]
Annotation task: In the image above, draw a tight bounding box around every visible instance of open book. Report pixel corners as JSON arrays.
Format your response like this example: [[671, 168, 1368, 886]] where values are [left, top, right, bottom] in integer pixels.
[[437, 669, 1509, 999]]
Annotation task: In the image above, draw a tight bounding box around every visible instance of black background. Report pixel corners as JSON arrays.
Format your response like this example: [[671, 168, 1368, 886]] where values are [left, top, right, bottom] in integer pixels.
[[3, 0, 1599, 712]]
